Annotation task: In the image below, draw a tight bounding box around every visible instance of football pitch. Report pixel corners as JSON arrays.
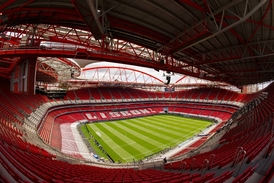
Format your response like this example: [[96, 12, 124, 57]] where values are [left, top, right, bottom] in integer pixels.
[[80, 114, 211, 163]]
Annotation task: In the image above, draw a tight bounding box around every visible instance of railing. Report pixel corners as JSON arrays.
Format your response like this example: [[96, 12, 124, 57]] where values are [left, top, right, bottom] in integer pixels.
[[233, 148, 246, 176], [232, 147, 244, 167], [191, 158, 196, 170], [180, 161, 187, 173], [209, 154, 215, 169], [201, 159, 209, 176]]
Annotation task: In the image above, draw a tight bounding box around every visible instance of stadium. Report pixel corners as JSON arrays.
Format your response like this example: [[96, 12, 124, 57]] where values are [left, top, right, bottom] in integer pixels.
[[0, 0, 274, 182]]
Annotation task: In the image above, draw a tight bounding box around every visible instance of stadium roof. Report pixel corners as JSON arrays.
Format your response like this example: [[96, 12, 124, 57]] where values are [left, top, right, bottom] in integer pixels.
[[0, 0, 273, 86]]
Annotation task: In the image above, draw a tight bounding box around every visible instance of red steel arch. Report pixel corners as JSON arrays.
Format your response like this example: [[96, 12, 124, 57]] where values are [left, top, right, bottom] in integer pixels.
[[81, 66, 164, 86]]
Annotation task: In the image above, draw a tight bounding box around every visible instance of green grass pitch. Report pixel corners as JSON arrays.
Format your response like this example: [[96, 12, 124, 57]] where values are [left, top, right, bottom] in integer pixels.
[[80, 114, 211, 163]]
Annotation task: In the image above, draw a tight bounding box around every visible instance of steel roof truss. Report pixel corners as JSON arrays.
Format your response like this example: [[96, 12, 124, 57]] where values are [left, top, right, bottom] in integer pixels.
[[175, 0, 267, 53]]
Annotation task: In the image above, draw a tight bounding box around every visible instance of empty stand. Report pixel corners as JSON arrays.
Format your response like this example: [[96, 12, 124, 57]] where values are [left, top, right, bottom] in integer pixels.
[[0, 78, 273, 183]]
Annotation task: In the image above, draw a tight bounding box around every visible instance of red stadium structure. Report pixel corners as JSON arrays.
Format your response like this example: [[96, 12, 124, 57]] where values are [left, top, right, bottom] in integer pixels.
[[1, 1, 274, 183]]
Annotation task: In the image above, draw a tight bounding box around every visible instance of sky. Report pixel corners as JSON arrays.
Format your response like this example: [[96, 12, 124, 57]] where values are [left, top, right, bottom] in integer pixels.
[[79, 61, 270, 92]]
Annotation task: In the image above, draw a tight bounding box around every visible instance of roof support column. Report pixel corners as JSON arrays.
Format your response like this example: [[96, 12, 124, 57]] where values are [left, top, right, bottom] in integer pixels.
[[10, 57, 37, 95]]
